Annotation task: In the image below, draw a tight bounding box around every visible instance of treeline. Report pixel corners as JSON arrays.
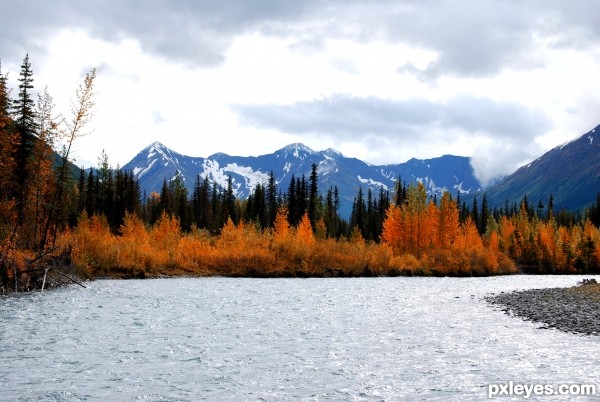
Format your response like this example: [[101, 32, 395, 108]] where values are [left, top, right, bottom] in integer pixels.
[[2, 55, 600, 291], [75, 159, 390, 241], [67, 159, 600, 278]]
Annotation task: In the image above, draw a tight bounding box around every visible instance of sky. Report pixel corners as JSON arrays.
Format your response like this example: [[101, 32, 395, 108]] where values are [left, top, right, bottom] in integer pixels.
[[2, 1, 600, 186]]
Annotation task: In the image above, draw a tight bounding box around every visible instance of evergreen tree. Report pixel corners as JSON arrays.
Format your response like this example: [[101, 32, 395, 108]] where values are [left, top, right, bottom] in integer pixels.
[[471, 196, 479, 233], [480, 193, 489, 235], [395, 179, 407, 205], [76, 167, 86, 217], [245, 183, 260, 226], [223, 175, 237, 224], [308, 163, 319, 226], [157, 179, 170, 219], [12, 54, 37, 229], [298, 175, 308, 222], [547, 194, 554, 221], [192, 175, 212, 230], [211, 183, 222, 232], [366, 188, 375, 241], [287, 174, 298, 226], [350, 187, 367, 238], [85, 168, 96, 216], [266, 171, 278, 228]]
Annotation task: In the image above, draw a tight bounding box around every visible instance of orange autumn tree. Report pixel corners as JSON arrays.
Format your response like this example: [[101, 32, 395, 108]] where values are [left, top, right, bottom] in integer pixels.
[[296, 212, 315, 246], [437, 192, 459, 249], [150, 212, 181, 270], [117, 212, 152, 275], [381, 204, 403, 254]]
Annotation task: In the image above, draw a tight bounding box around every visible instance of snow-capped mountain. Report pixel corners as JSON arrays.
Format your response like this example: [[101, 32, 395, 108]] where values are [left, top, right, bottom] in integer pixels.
[[484, 124, 600, 212], [123, 141, 482, 216]]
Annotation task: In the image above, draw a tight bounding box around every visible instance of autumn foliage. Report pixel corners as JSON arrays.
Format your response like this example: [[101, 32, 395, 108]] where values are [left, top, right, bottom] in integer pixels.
[[51, 177, 600, 279], [5, 54, 600, 292]]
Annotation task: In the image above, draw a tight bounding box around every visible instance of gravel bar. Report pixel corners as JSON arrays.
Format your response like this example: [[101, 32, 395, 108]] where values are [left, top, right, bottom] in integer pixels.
[[486, 282, 600, 336]]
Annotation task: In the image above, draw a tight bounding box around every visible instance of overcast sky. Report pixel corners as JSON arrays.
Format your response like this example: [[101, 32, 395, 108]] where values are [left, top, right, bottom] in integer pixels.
[[2, 1, 600, 185]]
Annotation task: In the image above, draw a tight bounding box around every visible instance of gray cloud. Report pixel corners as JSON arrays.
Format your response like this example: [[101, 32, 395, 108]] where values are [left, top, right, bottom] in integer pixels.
[[233, 94, 551, 184], [233, 95, 549, 139], [3, 1, 600, 74]]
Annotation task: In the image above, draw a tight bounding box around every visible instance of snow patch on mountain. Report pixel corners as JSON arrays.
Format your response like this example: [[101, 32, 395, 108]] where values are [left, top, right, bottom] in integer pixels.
[[133, 158, 157, 178], [357, 175, 388, 190], [124, 141, 483, 217], [225, 163, 270, 189]]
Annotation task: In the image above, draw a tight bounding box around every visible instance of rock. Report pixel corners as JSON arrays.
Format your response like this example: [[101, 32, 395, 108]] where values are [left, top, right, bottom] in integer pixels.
[[486, 284, 600, 336]]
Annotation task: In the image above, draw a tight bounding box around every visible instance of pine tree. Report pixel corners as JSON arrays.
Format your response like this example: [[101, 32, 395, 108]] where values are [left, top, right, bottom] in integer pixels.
[[85, 168, 96, 216], [12, 54, 37, 231], [266, 171, 278, 228], [480, 193, 490, 235], [308, 163, 319, 226], [350, 187, 367, 238], [471, 196, 479, 233], [287, 173, 297, 226], [223, 175, 237, 225], [76, 167, 86, 216]]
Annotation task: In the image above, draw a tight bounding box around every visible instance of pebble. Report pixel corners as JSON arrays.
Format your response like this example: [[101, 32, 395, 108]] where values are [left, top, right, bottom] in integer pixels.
[[486, 286, 600, 336]]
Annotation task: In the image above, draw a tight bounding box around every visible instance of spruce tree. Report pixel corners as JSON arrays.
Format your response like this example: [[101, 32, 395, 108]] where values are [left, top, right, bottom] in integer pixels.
[[480, 193, 489, 235], [12, 54, 37, 229], [266, 171, 278, 228], [308, 163, 319, 226]]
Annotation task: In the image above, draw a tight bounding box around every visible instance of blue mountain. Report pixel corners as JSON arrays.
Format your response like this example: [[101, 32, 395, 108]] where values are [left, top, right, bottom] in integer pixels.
[[123, 142, 482, 217], [483, 124, 600, 212]]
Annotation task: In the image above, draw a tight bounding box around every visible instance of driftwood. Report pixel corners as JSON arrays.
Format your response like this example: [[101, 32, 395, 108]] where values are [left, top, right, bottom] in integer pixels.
[[5, 247, 86, 293]]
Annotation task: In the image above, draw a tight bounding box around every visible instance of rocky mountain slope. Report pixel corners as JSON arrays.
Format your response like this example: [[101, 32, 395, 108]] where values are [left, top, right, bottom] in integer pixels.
[[123, 142, 482, 216]]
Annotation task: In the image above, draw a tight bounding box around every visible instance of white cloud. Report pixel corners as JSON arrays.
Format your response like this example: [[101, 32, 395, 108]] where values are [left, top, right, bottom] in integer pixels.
[[1, 0, 600, 185]]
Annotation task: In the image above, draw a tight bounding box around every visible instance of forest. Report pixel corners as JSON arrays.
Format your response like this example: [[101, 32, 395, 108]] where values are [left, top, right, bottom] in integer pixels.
[[1, 55, 600, 291]]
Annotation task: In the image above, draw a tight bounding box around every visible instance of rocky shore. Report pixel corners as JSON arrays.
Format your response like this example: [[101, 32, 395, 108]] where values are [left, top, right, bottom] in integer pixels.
[[486, 280, 600, 336]]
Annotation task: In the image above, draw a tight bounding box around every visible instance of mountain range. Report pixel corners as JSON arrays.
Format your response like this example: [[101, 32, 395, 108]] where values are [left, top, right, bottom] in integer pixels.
[[483, 124, 600, 212], [123, 142, 481, 217], [122, 123, 600, 216]]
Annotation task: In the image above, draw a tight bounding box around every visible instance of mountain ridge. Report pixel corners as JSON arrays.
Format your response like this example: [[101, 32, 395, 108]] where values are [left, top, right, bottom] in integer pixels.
[[483, 124, 600, 212], [123, 141, 482, 217]]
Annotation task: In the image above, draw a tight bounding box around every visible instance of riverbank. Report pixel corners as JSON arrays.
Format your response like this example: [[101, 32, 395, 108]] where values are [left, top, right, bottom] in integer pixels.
[[0, 250, 87, 295], [486, 280, 600, 336]]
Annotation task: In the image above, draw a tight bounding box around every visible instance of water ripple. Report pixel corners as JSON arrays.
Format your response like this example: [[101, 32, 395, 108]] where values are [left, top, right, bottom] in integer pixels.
[[1, 276, 598, 400]]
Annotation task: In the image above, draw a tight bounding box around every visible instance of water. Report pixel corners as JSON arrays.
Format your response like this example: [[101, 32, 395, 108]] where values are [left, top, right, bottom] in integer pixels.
[[0, 276, 598, 401]]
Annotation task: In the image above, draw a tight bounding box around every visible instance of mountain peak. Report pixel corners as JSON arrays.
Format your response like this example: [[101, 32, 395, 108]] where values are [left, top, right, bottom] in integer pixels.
[[323, 148, 344, 158], [282, 143, 315, 153], [275, 143, 316, 160], [124, 141, 483, 218], [144, 141, 168, 151]]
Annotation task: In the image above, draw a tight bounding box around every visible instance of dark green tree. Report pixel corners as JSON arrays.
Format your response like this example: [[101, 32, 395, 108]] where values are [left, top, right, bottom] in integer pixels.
[[308, 163, 319, 226], [12, 54, 37, 229], [266, 171, 278, 228], [350, 187, 367, 238]]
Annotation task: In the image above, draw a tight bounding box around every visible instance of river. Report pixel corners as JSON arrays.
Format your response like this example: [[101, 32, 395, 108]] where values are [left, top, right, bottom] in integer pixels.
[[1, 276, 598, 401]]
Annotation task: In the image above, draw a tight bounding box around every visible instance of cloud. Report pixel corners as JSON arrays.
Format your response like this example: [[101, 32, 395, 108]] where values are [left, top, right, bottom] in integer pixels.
[[3, 1, 600, 75], [1, 1, 321, 67], [233, 94, 551, 185]]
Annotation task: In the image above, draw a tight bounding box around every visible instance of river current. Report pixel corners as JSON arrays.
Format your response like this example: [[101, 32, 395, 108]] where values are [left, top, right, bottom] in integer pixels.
[[1, 276, 598, 401]]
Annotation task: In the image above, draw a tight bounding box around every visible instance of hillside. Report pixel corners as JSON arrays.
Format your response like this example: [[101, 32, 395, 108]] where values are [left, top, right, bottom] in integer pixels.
[[484, 124, 600, 211]]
